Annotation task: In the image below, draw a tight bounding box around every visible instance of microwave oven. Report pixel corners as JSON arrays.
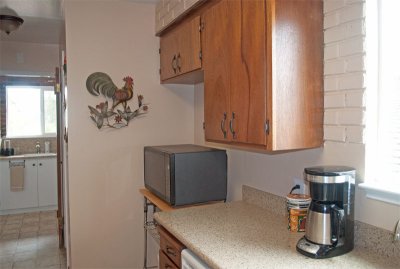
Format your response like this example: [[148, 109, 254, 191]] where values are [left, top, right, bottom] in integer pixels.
[[144, 144, 227, 206]]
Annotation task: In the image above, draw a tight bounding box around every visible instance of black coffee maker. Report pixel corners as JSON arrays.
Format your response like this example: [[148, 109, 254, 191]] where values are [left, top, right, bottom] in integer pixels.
[[296, 166, 355, 258]]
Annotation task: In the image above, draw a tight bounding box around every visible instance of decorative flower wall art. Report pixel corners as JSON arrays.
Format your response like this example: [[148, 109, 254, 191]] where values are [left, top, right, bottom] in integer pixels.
[[86, 72, 149, 129]]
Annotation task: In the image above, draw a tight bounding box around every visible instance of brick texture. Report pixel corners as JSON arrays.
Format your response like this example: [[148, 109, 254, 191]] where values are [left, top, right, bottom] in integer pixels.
[[155, 0, 202, 34], [324, 0, 366, 144]]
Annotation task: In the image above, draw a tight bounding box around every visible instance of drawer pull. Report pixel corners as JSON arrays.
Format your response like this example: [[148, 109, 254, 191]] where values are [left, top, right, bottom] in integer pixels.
[[171, 54, 177, 74], [229, 112, 236, 139], [220, 112, 227, 138], [166, 246, 176, 256], [176, 53, 181, 72]]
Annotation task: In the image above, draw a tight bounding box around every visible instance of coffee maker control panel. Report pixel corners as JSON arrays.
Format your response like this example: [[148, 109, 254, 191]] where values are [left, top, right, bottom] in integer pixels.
[[297, 237, 320, 254]]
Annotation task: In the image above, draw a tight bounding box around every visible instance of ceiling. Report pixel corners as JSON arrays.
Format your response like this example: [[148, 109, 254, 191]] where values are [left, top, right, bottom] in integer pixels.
[[0, 0, 159, 45], [0, 0, 63, 44]]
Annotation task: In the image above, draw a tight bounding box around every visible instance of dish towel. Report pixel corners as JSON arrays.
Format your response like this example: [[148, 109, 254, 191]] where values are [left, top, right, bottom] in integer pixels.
[[10, 165, 25, 192]]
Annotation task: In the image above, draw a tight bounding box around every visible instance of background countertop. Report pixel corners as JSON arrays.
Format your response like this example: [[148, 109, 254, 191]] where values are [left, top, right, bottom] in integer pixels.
[[0, 153, 57, 160]]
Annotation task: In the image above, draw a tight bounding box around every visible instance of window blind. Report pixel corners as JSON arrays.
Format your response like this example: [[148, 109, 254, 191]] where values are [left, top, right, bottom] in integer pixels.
[[376, 0, 400, 191]]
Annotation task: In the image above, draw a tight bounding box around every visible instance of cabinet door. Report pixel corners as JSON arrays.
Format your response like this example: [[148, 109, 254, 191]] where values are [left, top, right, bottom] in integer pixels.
[[0, 159, 38, 210], [160, 15, 202, 81], [176, 16, 202, 75], [37, 158, 57, 207], [203, 0, 267, 145], [269, 0, 323, 150], [160, 28, 179, 81], [203, 0, 231, 142], [229, 0, 267, 145]]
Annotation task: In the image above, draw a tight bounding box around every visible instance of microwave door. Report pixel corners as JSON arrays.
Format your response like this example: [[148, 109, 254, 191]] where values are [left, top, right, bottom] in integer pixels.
[[144, 151, 169, 202]]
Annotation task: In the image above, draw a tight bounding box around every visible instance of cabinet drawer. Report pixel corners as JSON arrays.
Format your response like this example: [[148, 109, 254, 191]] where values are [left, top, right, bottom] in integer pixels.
[[159, 249, 179, 269], [159, 226, 185, 268]]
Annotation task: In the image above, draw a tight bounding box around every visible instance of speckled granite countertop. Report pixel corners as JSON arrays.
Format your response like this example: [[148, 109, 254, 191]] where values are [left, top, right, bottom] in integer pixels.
[[0, 153, 57, 160], [154, 201, 399, 269]]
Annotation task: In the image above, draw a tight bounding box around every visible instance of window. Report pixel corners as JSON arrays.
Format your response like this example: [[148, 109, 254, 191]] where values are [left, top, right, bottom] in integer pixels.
[[6, 86, 56, 137], [364, 0, 400, 204]]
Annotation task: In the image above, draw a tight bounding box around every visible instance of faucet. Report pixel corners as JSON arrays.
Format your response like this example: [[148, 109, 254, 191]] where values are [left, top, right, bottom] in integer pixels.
[[35, 141, 41, 154]]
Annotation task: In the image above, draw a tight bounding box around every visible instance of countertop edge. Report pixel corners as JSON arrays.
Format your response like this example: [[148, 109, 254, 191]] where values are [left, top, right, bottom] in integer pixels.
[[0, 153, 57, 160]]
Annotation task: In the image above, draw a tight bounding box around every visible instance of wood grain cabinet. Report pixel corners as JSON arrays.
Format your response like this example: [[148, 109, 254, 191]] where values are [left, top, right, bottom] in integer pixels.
[[202, 0, 323, 151], [158, 225, 185, 269], [160, 15, 202, 84], [159, 250, 179, 269]]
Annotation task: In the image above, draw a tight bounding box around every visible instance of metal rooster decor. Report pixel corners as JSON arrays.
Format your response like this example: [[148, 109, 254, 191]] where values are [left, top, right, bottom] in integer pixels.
[[86, 72, 149, 129]]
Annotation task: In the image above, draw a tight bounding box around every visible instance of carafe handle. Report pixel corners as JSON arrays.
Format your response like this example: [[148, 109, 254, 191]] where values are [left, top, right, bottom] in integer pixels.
[[330, 205, 344, 246]]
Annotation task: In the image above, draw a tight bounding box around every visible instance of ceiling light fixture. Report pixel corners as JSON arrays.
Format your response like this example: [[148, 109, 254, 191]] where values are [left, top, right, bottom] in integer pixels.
[[0, 14, 24, 35], [0, 6, 24, 35]]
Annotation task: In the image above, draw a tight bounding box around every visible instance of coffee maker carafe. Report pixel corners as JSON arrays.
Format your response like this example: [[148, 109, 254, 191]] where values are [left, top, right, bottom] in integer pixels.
[[296, 166, 355, 258]]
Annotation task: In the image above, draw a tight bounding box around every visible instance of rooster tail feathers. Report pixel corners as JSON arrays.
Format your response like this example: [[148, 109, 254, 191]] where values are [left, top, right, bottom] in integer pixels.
[[86, 72, 117, 98]]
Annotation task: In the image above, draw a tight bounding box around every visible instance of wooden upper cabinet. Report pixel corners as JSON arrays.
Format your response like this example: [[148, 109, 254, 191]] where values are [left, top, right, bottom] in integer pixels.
[[203, 0, 323, 151], [160, 15, 202, 84], [158, 0, 323, 151]]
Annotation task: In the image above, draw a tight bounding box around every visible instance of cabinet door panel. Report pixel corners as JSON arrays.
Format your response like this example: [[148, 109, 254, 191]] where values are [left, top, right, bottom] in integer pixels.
[[229, 0, 267, 145], [177, 16, 202, 75], [160, 16, 202, 81], [38, 158, 57, 207], [272, 0, 323, 150], [203, 0, 231, 142], [160, 30, 179, 81], [0, 160, 38, 210]]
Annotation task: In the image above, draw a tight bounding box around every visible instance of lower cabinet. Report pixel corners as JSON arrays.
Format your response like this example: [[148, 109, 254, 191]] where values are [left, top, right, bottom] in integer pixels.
[[159, 250, 179, 269], [37, 158, 57, 207], [0, 159, 38, 210], [159, 225, 185, 269], [0, 157, 57, 212]]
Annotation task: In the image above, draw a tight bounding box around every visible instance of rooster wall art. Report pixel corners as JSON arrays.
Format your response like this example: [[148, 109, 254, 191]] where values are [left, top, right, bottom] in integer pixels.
[[86, 72, 149, 129]]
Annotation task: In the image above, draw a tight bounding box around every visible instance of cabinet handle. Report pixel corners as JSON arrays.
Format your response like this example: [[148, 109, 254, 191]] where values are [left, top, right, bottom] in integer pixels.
[[166, 246, 176, 256], [176, 53, 181, 72], [220, 112, 227, 139], [229, 112, 236, 139], [171, 54, 177, 74], [32, 163, 36, 167], [39, 163, 42, 166]]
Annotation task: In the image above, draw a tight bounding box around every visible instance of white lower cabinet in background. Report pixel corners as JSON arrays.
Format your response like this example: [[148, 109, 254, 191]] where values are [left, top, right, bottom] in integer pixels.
[[0, 159, 38, 210], [37, 158, 57, 207], [0, 157, 57, 213]]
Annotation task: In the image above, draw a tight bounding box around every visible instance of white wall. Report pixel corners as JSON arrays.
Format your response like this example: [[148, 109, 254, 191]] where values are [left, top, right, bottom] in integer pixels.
[[194, 0, 399, 232], [64, 1, 194, 268], [0, 41, 59, 76]]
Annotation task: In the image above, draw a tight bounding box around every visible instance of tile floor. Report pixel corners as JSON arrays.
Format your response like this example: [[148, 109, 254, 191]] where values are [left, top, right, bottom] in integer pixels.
[[0, 211, 67, 269]]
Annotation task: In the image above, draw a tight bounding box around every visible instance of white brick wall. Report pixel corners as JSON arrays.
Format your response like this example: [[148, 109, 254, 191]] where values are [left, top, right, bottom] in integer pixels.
[[155, 0, 202, 34], [324, 0, 366, 144]]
